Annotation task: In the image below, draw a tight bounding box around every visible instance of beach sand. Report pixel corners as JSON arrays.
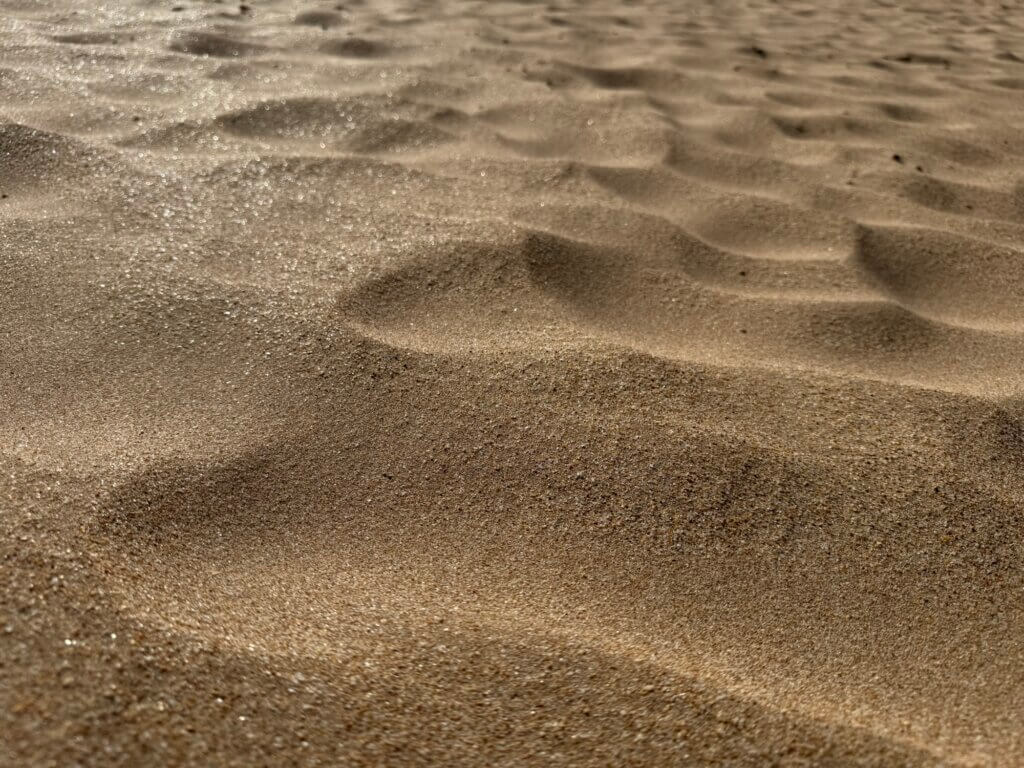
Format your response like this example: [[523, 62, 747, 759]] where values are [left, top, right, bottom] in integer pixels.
[[2, 0, 1024, 764]]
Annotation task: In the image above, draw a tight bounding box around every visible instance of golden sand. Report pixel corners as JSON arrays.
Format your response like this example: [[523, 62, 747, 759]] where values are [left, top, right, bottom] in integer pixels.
[[2, 0, 1024, 764]]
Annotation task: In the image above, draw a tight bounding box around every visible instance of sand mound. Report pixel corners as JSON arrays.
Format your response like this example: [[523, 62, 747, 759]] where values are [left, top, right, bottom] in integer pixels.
[[854, 226, 1024, 329], [4, 0, 1024, 765]]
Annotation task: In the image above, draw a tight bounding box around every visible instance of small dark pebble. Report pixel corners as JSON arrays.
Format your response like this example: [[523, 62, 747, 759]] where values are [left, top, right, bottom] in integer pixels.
[[750, 45, 767, 58], [171, 4, 184, 10], [239, 3, 250, 12], [132, 115, 141, 122], [738, 270, 746, 277], [740, 329, 747, 334], [892, 153, 903, 163], [915, 165, 923, 172]]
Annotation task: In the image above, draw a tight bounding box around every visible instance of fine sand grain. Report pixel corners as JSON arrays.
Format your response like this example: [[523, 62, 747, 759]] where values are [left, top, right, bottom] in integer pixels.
[[2, 0, 1024, 765]]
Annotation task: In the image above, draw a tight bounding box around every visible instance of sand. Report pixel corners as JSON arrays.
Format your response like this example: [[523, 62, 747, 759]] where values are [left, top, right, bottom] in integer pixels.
[[2, 0, 1023, 764]]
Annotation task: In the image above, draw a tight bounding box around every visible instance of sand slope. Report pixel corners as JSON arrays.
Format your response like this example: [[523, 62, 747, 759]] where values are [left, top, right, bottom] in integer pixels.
[[2, 0, 1024, 765]]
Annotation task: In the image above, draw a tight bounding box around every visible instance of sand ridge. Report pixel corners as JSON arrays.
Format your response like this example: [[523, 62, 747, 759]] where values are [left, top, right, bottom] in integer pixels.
[[2, 0, 1024, 765]]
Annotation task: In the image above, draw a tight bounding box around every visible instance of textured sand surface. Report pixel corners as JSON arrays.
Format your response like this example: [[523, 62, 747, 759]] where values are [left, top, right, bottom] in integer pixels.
[[3, 0, 1024, 765]]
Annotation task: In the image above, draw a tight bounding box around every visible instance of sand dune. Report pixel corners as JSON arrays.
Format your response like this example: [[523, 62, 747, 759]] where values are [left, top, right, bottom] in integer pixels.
[[2, 0, 1024, 765]]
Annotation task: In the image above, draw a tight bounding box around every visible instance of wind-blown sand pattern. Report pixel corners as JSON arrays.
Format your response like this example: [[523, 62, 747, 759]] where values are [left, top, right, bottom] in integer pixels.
[[2, 0, 1024, 765]]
